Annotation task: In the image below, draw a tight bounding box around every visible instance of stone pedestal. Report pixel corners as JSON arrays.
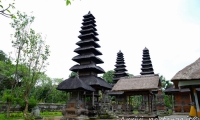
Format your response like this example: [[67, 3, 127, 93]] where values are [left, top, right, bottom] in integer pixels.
[[62, 92, 88, 119]]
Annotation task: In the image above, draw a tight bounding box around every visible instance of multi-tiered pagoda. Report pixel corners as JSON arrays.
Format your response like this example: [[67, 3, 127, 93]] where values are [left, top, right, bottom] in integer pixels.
[[109, 50, 128, 104], [140, 47, 154, 75], [71, 11, 112, 116], [70, 11, 111, 91], [57, 11, 112, 119], [113, 50, 128, 84]]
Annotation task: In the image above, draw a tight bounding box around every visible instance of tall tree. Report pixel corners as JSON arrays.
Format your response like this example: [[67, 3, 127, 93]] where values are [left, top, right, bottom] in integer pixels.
[[10, 11, 50, 118]]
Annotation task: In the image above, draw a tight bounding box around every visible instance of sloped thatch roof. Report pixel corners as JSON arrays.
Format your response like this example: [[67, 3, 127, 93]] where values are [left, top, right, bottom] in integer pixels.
[[172, 57, 200, 80], [112, 74, 160, 92], [80, 75, 112, 90], [57, 76, 95, 92]]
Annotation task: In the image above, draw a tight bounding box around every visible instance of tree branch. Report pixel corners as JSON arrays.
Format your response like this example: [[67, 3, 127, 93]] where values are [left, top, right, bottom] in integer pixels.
[[0, 4, 11, 12], [0, 12, 11, 18]]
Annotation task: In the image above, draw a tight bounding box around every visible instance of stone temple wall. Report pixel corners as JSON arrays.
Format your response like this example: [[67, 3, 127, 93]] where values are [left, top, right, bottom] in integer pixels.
[[0, 102, 65, 113]]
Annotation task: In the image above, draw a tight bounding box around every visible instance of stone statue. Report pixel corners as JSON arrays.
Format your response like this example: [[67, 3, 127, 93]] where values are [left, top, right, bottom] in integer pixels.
[[31, 106, 42, 119]]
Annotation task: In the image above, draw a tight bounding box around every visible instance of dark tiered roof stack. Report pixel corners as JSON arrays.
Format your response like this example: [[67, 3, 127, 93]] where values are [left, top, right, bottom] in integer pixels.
[[140, 47, 154, 75], [59, 11, 111, 91], [113, 50, 128, 84]]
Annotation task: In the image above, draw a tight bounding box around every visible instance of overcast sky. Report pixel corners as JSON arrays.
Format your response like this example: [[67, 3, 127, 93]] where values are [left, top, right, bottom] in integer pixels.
[[1, 0, 200, 80]]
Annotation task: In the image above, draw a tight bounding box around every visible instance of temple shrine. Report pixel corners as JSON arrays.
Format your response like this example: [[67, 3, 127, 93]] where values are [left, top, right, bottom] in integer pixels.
[[108, 50, 128, 106], [57, 11, 112, 119]]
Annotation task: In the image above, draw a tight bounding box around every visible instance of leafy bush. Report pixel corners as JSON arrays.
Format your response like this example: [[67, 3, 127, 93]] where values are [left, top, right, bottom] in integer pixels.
[[19, 97, 38, 112]]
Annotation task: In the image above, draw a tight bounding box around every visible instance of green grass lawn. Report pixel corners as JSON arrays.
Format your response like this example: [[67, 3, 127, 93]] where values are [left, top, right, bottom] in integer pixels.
[[0, 111, 62, 120]]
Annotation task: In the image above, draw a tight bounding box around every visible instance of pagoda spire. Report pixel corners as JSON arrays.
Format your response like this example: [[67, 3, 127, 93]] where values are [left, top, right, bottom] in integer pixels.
[[113, 50, 128, 84], [70, 11, 105, 76], [140, 47, 154, 75], [69, 12, 111, 90]]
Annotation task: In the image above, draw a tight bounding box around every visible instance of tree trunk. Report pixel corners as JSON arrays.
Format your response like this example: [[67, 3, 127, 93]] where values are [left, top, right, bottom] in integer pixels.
[[6, 101, 11, 118], [23, 95, 29, 119]]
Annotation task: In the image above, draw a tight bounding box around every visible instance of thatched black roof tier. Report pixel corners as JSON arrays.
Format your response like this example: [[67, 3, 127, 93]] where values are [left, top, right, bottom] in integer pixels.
[[114, 67, 127, 71], [76, 39, 100, 48], [140, 47, 154, 75], [81, 25, 97, 32], [57, 76, 95, 92], [115, 64, 126, 67], [70, 64, 105, 74], [79, 75, 112, 90], [79, 28, 98, 35], [82, 20, 96, 26], [116, 61, 125, 64], [141, 67, 153, 70], [78, 33, 99, 41], [72, 54, 103, 64], [83, 17, 96, 22], [74, 46, 102, 55], [113, 71, 127, 75], [113, 50, 128, 84]]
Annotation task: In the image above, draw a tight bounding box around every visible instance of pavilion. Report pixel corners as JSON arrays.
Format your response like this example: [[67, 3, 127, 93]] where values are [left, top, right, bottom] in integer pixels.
[[171, 57, 200, 117]]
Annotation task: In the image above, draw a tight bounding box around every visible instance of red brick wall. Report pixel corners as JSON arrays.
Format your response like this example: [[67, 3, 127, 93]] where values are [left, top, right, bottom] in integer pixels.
[[174, 92, 190, 112]]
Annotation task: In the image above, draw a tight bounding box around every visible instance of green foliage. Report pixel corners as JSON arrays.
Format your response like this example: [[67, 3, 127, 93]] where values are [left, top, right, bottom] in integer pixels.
[[19, 97, 38, 112], [66, 0, 71, 5], [2, 90, 14, 102], [0, 61, 16, 91], [40, 111, 62, 116], [0, 112, 23, 120], [31, 74, 67, 103], [0, 50, 9, 62], [160, 75, 173, 91], [133, 110, 139, 114], [164, 94, 172, 108], [102, 70, 114, 83], [69, 71, 78, 78]]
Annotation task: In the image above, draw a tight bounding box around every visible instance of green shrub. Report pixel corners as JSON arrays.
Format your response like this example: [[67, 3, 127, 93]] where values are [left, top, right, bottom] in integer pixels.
[[133, 110, 139, 114], [168, 109, 172, 115], [19, 97, 38, 112]]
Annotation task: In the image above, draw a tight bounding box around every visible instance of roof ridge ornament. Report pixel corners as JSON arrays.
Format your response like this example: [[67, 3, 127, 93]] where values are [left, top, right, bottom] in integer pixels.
[[88, 11, 91, 14]]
